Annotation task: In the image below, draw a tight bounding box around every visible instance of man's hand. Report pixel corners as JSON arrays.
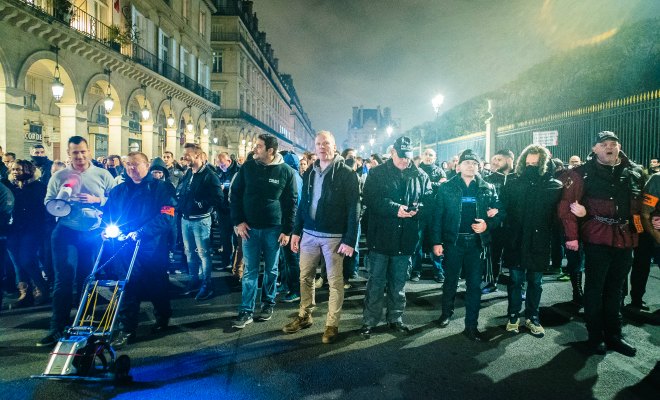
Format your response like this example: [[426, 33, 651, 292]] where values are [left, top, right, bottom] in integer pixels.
[[566, 240, 579, 251], [471, 218, 487, 234], [278, 233, 290, 247], [337, 244, 355, 257], [653, 216, 660, 230], [73, 193, 100, 204], [486, 208, 498, 218], [433, 244, 444, 257], [234, 222, 250, 239], [397, 205, 417, 218], [125, 231, 139, 241], [569, 201, 587, 218], [290, 234, 301, 253]]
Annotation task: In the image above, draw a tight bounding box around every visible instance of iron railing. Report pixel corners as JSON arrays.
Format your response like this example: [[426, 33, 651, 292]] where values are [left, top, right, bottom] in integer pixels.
[[431, 90, 660, 167], [18, 0, 219, 105], [213, 109, 306, 152]]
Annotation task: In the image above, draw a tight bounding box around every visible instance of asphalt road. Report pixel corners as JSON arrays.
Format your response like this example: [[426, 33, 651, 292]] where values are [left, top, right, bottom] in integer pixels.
[[1, 258, 658, 400]]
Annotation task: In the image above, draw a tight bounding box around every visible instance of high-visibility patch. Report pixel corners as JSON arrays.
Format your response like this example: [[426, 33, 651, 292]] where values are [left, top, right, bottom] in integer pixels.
[[160, 206, 175, 216], [633, 215, 644, 233], [643, 193, 658, 208]]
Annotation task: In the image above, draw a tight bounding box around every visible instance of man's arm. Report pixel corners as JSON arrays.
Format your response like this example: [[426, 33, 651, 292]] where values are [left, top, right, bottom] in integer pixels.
[[341, 169, 361, 247]]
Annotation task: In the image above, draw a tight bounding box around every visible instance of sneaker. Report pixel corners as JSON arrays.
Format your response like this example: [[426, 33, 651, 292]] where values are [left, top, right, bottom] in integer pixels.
[[506, 317, 520, 333], [314, 277, 324, 289], [282, 314, 313, 334], [434, 274, 445, 283], [557, 273, 571, 281], [463, 327, 485, 342], [343, 281, 352, 290], [195, 285, 214, 301], [525, 319, 545, 338], [388, 322, 410, 333], [481, 282, 498, 294], [409, 274, 420, 282], [322, 326, 339, 344], [111, 330, 135, 349], [184, 281, 200, 296], [281, 292, 301, 303], [258, 305, 274, 321], [232, 312, 253, 329], [36, 331, 61, 347], [359, 325, 372, 339]]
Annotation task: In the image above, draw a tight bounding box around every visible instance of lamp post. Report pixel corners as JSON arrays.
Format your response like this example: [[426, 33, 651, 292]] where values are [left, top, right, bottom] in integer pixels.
[[166, 96, 175, 127], [431, 94, 444, 158], [140, 84, 150, 121], [103, 69, 114, 113], [51, 46, 64, 101]]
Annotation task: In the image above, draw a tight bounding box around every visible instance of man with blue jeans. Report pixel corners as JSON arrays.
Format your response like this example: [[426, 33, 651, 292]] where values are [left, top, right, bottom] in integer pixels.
[[231, 133, 297, 329], [177, 143, 224, 301]]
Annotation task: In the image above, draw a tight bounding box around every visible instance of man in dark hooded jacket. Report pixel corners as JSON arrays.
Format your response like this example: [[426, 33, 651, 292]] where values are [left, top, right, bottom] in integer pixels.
[[31, 144, 53, 184], [500, 145, 563, 338]]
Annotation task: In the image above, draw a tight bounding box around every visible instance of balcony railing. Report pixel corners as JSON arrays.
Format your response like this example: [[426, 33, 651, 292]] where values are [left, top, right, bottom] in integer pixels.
[[212, 109, 305, 151], [19, 0, 219, 105]]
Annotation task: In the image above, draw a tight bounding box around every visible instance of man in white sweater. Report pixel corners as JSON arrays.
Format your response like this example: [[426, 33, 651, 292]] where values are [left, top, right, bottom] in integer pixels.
[[37, 136, 115, 347]]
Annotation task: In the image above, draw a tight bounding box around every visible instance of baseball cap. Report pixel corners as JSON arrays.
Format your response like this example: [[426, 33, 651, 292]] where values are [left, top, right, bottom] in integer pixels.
[[594, 131, 619, 145], [393, 136, 413, 159]]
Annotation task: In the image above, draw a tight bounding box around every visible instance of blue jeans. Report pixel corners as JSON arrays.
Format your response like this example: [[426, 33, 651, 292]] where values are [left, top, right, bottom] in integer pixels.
[[181, 216, 213, 287], [362, 251, 411, 327], [240, 226, 281, 314], [441, 237, 484, 329], [7, 230, 48, 293], [507, 268, 543, 321]]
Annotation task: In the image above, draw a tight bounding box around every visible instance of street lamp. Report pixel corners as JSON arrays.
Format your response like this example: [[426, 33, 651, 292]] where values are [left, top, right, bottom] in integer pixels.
[[140, 84, 150, 121], [185, 105, 194, 133], [431, 94, 444, 157], [51, 46, 64, 101], [166, 96, 175, 127], [103, 69, 114, 113], [386, 126, 393, 137]]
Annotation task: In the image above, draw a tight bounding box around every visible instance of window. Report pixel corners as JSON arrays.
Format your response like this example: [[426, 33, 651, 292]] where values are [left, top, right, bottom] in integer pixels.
[[159, 30, 170, 65], [182, 0, 189, 22], [91, 0, 109, 25], [199, 11, 206, 36], [212, 51, 223, 73], [239, 56, 245, 77], [180, 47, 189, 76]]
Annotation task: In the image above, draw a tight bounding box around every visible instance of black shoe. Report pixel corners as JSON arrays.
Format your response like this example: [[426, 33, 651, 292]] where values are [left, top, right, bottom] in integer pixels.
[[437, 314, 451, 328], [150, 318, 170, 334], [409, 274, 420, 282], [360, 325, 372, 339], [195, 285, 214, 301], [184, 282, 200, 296], [585, 339, 607, 355], [434, 274, 446, 283], [111, 331, 135, 349], [628, 301, 650, 311], [36, 331, 61, 347], [481, 282, 497, 294], [606, 337, 637, 357], [388, 322, 410, 333], [463, 328, 485, 342], [258, 305, 274, 321]]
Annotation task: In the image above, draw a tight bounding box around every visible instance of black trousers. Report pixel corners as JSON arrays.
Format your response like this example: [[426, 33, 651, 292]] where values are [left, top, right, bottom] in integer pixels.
[[583, 243, 633, 341], [627, 232, 655, 304]]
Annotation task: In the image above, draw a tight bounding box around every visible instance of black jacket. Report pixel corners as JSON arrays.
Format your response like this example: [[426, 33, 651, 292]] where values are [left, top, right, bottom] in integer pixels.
[[176, 163, 224, 219], [103, 174, 176, 257], [501, 170, 563, 270], [230, 154, 297, 234], [293, 156, 360, 247], [32, 156, 53, 185], [6, 178, 47, 233], [217, 160, 240, 214], [0, 181, 14, 237], [431, 174, 504, 247], [363, 159, 433, 256], [418, 162, 446, 193]]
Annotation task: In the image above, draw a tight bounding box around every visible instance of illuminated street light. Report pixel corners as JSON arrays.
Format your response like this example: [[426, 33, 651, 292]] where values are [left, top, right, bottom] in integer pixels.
[[166, 96, 175, 127], [51, 46, 64, 101], [140, 84, 150, 121], [386, 126, 393, 137], [103, 69, 114, 113]]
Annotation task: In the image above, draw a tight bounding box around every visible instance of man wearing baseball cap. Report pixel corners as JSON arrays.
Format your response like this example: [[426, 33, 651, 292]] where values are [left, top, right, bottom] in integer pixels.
[[360, 136, 433, 337], [558, 131, 644, 356]]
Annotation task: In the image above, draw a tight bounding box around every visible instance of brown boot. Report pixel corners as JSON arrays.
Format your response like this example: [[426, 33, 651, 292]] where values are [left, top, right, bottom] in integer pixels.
[[283, 314, 313, 334], [322, 326, 339, 344], [15, 282, 33, 308]]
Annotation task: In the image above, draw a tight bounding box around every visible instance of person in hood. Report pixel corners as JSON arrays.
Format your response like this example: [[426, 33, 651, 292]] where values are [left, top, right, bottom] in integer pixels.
[[500, 145, 563, 338], [230, 133, 298, 329], [558, 131, 644, 357], [278, 150, 303, 303], [30, 144, 53, 184], [149, 156, 171, 184], [283, 132, 359, 344]]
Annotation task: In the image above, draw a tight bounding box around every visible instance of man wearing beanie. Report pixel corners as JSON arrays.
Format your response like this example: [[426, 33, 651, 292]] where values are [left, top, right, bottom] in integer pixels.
[[432, 149, 503, 341]]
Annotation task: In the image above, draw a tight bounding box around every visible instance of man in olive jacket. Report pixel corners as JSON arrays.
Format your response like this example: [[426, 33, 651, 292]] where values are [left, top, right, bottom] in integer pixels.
[[500, 145, 563, 338], [360, 136, 433, 337]]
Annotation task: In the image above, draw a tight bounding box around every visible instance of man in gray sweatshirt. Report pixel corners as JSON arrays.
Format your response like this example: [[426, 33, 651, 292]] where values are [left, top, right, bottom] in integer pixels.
[[37, 136, 115, 347]]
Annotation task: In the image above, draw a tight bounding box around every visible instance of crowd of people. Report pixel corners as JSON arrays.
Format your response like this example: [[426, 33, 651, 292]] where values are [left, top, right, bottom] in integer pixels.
[[0, 129, 658, 356]]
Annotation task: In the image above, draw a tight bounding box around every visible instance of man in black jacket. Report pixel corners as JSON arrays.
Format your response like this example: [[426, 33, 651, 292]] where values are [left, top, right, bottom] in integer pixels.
[[216, 152, 240, 269], [500, 145, 563, 337], [432, 149, 504, 341], [230, 133, 298, 329], [282, 131, 360, 344], [176, 143, 224, 301], [103, 152, 177, 347], [31, 144, 53, 184], [360, 136, 433, 337]]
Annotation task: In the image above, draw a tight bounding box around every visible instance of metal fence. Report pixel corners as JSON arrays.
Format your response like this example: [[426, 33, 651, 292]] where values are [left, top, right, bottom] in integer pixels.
[[432, 90, 660, 167]]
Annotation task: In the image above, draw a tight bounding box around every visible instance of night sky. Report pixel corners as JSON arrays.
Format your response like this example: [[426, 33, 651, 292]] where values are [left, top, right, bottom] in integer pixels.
[[253, 0, 660, 144]]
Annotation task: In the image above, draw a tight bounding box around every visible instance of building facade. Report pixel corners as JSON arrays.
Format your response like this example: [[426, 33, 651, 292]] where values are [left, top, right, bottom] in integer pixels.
[[0, 0, 219, 161], [346, 105, 398, 156], [210, 0, 314, 158]]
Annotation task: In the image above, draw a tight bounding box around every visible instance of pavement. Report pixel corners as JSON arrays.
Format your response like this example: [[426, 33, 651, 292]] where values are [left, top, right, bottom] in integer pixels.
[[0, 259, 658, 400]]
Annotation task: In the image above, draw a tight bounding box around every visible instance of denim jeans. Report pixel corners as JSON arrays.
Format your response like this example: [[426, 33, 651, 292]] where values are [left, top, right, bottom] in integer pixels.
[[411, 231, 444, 278], [441, 237, 484, 329], [299, 234, 344, 327], [282, 243, 300, 296], [50, 224, 102, 333], [181, 216, 213, 287], [362, 251, 411, 327], [507, 268, 543, 321], [583, 243, 632, 341], [7, 230, 48, 293], [240, 226, 281, 314]]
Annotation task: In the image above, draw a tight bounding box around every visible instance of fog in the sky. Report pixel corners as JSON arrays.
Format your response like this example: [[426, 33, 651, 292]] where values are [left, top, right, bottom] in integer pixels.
[[253, 0, 660, 143]]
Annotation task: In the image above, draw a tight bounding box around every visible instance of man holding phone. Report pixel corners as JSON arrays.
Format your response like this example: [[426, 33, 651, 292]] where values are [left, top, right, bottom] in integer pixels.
[[432, 149, 503, 341]]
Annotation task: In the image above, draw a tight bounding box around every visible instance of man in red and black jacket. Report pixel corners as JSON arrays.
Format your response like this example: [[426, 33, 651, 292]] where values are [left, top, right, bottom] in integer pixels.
[[558, 131, 644, 357]]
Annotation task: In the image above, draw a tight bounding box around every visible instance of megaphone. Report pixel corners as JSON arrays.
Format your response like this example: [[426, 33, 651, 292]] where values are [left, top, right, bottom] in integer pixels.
[[46, 175, 81, 217], [46, 185, 73, 217]]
